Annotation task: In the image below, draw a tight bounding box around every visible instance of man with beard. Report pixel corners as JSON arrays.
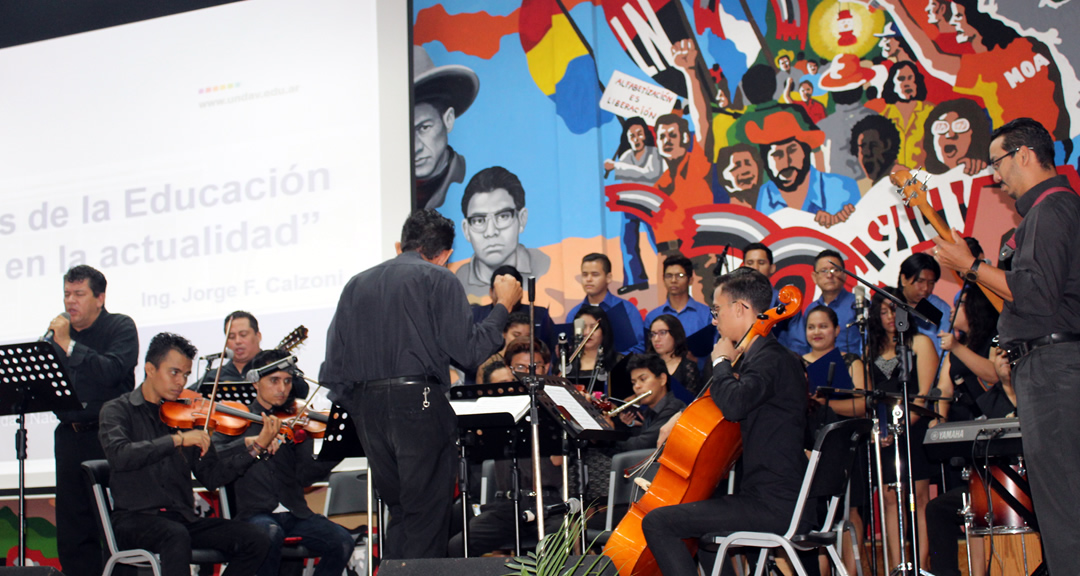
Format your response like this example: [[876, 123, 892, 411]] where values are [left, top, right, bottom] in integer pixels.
[[455, 166, 550, 299], [750, 109, 861, 229], [413, 46, 479, 210], [716, 143, 762, 208], [881, 61, 934, 168]]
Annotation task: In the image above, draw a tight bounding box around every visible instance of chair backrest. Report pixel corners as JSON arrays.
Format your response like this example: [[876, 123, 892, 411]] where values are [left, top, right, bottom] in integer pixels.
[[82, 459, 122, 555], [325, 470, 368, 516], [605, 448, 659, 530], [782, 419, 872, 537]]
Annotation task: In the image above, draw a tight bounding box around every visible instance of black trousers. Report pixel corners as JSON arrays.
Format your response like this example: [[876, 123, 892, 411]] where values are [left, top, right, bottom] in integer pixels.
[[641, 495, 817, 576], [54, 423, 105, 576], [112, 511, 269, 576], [340, 381, 456, 559], [925, 487, 965, 576], [447, 500, 563, 557], [1013, 342, 1080, 576]]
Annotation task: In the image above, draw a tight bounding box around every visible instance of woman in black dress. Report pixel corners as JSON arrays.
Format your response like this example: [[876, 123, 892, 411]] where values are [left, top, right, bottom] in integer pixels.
[[645, 314, 706, 401], [868, 287, 939, 567]]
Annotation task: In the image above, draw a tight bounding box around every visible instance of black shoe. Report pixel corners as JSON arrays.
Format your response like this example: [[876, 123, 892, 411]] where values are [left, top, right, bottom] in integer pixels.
[[617, 282, 649, 295]]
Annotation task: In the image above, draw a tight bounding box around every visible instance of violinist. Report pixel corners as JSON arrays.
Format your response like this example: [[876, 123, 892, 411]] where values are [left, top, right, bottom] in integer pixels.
[[215, 349, 353, 576], [98, 332, 276, 576], [641, 268, 810, 576]]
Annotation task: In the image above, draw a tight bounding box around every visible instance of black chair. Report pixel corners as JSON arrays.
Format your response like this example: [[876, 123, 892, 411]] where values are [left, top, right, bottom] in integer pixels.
[[702, 419, 873, 576], [586, 448, 659, 547], [82, 459, 228, 576]]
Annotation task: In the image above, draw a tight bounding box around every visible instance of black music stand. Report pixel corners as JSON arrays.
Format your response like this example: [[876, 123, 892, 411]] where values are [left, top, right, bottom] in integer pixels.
[[0, 341, 81, 566]]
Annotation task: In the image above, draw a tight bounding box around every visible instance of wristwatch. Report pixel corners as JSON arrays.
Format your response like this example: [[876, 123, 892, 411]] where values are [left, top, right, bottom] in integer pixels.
[[963, 258, 982, 283], [712, 355, 731, 367]]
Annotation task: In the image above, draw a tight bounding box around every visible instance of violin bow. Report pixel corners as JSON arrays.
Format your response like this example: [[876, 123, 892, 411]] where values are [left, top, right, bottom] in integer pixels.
[[203, 316, 234, 432]]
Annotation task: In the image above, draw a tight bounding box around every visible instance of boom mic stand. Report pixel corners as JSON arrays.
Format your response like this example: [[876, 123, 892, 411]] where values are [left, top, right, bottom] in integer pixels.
[[524, 277, 548, 542], [843, 269, 935, 576], [851, 289, 882, 576]]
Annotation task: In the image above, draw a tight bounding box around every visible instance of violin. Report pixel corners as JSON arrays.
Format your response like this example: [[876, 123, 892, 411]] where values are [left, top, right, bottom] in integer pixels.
[[160, 389, 296, 442], [275, 399, 329, 440], [603, 285, 803, 576]]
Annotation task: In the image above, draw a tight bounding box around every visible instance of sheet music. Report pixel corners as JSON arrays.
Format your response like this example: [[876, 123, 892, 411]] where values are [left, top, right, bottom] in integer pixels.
[[545, 386, 602, 431], [451, 395, 531, 422]]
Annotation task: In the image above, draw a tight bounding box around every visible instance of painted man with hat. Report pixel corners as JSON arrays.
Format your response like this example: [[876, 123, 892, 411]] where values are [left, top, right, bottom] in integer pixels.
[[750, 109, 861, 228], [413, 45, 479, 211], [817, 53, 879, 181], [772, 49, 804, 101]]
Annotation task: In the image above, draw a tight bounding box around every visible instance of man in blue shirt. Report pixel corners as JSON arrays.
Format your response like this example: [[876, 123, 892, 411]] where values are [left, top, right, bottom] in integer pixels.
[[781, 249, 863, 355], [644, 253, 713, 338], [565, 253, 645, 354]]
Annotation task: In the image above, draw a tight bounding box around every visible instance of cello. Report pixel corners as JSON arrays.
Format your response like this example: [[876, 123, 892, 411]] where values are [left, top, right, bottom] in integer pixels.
[[602, 285, 802, 576]]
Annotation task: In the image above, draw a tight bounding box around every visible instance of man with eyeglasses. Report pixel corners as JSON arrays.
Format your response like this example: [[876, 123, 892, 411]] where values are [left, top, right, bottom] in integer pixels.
[[644, 253, 713, 338], [780, 249, 862, 355], [932, 117, 1080, 575], [455, 166, 550, 299]]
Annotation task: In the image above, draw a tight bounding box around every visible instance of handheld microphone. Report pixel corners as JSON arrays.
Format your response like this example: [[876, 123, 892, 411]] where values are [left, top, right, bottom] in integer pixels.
[[827, 362, 836, 388], [41, 312, 71, 341], [522, 497, 582, 522], [245, 355, 299, 383], [713, 243, 732, 275], [201, 349, 235, 362]]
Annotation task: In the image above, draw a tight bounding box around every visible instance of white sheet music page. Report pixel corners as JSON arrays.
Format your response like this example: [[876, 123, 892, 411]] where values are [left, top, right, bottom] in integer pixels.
[[451, 395, 531, 422], [545, 386, 602, 431]]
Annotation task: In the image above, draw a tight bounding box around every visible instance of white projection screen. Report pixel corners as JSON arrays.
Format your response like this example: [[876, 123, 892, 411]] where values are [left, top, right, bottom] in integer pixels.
[[0, 0, 411, 489]]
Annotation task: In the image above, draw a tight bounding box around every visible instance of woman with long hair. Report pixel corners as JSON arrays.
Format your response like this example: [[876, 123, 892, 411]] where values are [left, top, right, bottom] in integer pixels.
[[645, 314, 705, 400], [564, 306, 620, 391], [935, 282, 1000, 423], [868, 287, 939, 567]]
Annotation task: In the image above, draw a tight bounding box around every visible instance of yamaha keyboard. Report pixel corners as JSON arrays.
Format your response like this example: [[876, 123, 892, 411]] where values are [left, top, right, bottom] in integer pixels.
[[923, 417, 1023, 461]]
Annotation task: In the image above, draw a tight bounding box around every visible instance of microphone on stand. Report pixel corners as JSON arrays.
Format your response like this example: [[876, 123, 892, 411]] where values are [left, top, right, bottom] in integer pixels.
[[200, 349, 235, 362], [522, 498, 582, 523], [713, 243, 732, 275], [847, 286, 868, 329], [558, 332, 569, 375], [41, 312, 71, 341]]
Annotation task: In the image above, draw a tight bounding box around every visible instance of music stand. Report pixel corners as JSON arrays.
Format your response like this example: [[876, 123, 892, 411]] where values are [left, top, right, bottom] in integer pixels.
[[0, 341, 81, 566]]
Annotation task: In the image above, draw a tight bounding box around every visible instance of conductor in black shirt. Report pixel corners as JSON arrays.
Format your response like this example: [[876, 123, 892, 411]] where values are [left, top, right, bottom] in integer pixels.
[[47, 265, 138, 576], [642, 268, 808, 576], [321, 209, 522, 558]]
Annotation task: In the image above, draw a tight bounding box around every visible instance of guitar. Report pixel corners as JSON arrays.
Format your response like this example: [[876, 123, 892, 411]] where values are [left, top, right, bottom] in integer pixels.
[[275, 325, 309, 354], [889, 169, 1004, 312]]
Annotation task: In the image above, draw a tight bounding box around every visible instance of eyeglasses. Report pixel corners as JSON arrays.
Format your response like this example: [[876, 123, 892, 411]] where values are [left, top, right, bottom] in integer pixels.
[[648, 329, 670, 339], [663, 273, 688, 281], [930, 118, 971, 135], [813, 267, 843, 277], [466, 208, 518, 232], [710, 301, 749, 319], [990, 148, 1021, 172]]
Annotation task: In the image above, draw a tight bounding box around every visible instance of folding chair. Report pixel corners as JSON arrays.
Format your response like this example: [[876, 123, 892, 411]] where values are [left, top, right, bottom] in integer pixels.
[[82, 459, 228, 576], [586, 448, 660, 547], [705, 419, 873, 576]]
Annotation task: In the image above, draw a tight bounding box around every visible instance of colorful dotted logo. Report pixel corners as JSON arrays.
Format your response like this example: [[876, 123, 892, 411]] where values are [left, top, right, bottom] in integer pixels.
[[198, 83, 241, 94]]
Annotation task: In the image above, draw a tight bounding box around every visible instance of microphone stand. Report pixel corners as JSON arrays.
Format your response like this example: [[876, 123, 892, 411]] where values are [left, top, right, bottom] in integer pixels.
[[931, 283, 966, 490], [844, 269, 932, 576], [852, 292, 883, 576], [524, 277, 547, 541]]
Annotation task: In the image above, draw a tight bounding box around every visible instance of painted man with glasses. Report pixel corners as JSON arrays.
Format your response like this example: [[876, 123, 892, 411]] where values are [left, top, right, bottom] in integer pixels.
[[455, 166, 550, 299], [644, 253, 713, 338], [780, 249, 863, 355]]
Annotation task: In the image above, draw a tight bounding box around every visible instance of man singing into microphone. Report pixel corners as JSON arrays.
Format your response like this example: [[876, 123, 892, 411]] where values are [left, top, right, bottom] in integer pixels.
[[47, 265, 139, 576]]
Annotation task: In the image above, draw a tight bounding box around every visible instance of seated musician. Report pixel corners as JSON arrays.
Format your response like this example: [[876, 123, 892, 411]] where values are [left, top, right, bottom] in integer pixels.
[[642, 268, 809, 576], [215, 349, 354, 576], [98, 332, 276, 576], [448, 362, 563, 557], [476, 313, 533, 382], [925, 347, 1016, 576], [562, 306, 621, 388], [505, 337, 551, 375], [199, 311, 309, 398]]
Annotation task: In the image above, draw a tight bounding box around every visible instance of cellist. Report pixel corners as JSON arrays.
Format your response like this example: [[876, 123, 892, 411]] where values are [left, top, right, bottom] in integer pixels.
[[641, 268, 811, 576]]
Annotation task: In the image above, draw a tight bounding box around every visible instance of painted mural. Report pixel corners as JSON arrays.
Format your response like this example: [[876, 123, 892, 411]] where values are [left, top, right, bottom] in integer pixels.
[[412, 0, 1080, 319]]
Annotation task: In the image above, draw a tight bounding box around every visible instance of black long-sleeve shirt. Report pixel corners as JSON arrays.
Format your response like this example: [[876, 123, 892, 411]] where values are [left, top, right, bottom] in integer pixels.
[[214, 402, 340, 520], [53, 308, 138, 423], [99, 387, 255, 522], [321, 250, 508, 391], [999, 175, 1080, 347], [611, 391, 686, 453], [710, 334, 808, 505]]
